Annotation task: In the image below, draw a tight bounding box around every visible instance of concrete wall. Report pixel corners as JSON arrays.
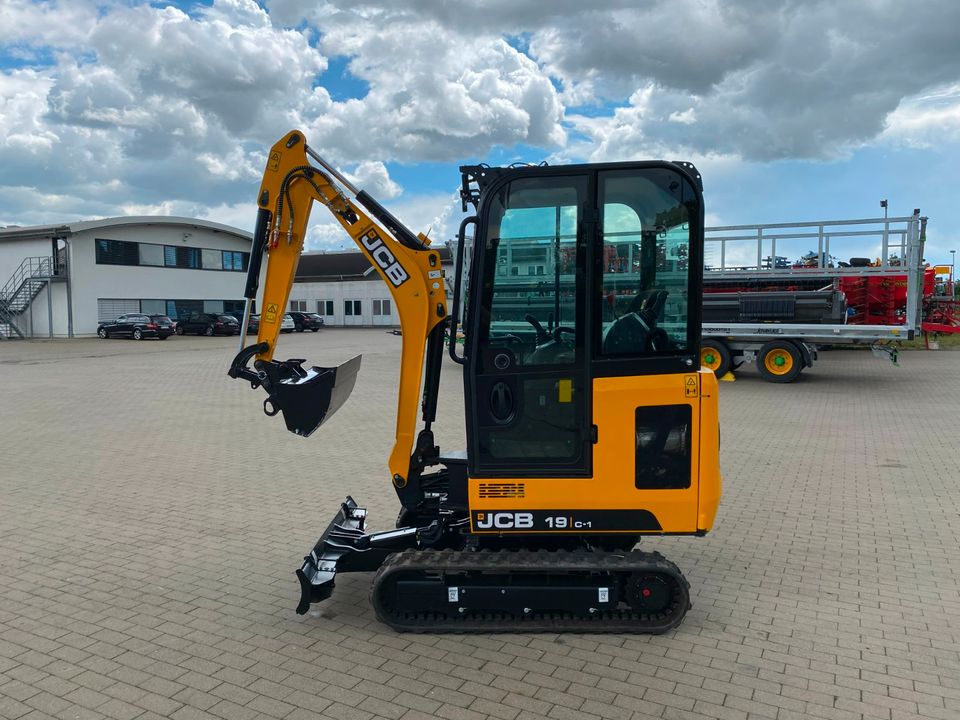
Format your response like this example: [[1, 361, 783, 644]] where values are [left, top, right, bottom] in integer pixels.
[[21, 282, 69, 337], [0, 238, 53, 281]]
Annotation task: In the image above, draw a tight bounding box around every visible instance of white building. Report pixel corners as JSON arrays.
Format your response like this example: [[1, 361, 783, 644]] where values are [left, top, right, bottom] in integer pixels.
[[290, 247, 454, 327], [0, 217, 253, 338]]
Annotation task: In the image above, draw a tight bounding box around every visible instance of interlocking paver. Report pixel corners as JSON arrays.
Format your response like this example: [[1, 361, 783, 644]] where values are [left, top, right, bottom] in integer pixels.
[[1, 334, 959, 720]]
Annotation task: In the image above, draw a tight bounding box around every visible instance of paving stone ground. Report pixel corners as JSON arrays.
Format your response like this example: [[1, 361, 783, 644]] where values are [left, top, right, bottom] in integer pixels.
[[0, 331, 958, 720]]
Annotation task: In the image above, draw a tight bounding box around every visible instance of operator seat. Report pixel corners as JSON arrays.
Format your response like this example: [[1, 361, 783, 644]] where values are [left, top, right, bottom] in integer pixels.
[[602, 289, 669, 354]]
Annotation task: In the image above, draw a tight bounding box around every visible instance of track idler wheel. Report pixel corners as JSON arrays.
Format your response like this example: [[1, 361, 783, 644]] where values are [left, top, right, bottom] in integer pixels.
[[626, 570, 690, 622]]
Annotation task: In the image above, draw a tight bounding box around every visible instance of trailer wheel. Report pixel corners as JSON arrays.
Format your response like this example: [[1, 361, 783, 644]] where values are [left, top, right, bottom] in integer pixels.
[[700, 340, 732, 377], [758, 341, 803, 383]]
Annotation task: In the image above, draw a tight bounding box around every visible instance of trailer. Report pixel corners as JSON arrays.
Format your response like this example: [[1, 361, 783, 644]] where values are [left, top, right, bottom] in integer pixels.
[[699, 211, 927, 382]]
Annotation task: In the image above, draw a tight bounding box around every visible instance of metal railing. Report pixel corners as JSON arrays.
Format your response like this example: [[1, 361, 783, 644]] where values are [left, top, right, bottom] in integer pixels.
[[704, 214, 922, 276], [0, 256, 67, 339], [703, 211, 926, 336]]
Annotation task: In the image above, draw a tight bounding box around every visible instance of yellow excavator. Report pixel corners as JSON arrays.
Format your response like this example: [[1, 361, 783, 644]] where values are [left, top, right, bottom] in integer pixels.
[[228, 130, 721, 632]]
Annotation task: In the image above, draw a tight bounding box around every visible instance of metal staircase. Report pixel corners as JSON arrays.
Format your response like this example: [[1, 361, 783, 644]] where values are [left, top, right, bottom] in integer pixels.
[[0, 257, 64, 339]]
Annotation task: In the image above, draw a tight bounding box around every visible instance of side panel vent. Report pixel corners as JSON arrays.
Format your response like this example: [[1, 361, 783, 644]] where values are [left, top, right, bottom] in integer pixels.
[[478, 483, 526, 498]]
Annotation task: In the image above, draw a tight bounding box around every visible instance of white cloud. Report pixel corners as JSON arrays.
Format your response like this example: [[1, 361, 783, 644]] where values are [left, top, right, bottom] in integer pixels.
[[1, 0, 960, 232], [302, 190, 462, 251], [0, 69, 57, 153], [0, 0, 99, 48], [882, 83, 960, 148], [346, 161, 402, 200], [297, 25, 565, 165]]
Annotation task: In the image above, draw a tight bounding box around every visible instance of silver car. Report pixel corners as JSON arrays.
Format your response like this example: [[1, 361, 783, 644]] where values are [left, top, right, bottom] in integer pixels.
[[281, 313, 296, 333]]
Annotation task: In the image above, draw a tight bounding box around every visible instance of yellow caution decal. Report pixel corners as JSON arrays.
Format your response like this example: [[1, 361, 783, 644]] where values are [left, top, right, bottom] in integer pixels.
[[264, 302, 279, 324]]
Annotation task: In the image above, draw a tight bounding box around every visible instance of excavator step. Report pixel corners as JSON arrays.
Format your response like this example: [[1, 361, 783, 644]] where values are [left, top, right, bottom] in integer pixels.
[[370, 548, 691, 633]]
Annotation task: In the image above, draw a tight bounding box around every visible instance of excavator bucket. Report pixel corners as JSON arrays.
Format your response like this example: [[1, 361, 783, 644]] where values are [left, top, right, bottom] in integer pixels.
[[229, 342, 361, 437], [266, 355, 362, 437]]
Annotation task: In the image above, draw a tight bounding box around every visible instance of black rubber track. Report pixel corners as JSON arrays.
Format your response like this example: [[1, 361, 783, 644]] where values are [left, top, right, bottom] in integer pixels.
[[370, 548, 691, 633]]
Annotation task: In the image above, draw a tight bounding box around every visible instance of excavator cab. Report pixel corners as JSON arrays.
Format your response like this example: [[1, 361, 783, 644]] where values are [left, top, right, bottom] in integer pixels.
[[229, 130, 720, 632], [459, 164, 703, 479]]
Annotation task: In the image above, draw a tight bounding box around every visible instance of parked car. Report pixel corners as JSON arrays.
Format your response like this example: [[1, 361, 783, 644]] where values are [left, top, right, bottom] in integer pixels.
[[175, 313, 239, 336], [287, 311, 324, 332], [222, 312, 255, 333], [281, 313, 296, 333], [149, 315, 176, 339], [97, 314, 159, 340]]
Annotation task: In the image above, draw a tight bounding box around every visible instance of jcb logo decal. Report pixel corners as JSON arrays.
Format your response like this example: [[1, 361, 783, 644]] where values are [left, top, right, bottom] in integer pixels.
[[361, 231, 409, 287], [475, 512, 534, 530]]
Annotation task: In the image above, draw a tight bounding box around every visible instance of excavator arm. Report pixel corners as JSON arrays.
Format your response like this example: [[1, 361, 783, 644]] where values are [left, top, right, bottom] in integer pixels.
[[229, 130, 449, 492]]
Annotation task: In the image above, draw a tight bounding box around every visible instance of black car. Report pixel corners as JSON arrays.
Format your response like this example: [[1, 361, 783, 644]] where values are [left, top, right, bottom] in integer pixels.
[[288, 311, 324, 332], [174, 313, 239, 336], [149, 315, 176, 339], [97, 314, 159, 340], [225, 312, 260, 334]]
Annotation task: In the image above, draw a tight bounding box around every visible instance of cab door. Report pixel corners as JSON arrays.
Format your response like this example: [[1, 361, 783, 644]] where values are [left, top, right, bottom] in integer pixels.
[[465, 172, 591, 477]]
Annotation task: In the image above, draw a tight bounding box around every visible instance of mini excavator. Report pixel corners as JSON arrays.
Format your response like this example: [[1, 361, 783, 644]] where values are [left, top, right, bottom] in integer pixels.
[[229, 130, 721, 632]]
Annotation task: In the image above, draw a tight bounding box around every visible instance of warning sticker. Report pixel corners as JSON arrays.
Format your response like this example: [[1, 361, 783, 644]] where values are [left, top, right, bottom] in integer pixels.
[[264, 303, 278, 324], [684, 374, 699, 398], [267, 151, 281, 172]]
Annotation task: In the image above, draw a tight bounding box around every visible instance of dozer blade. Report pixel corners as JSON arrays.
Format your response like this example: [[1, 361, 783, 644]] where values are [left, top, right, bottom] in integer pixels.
[[269, 355, 361, 437], [296, 497, 419, 615]]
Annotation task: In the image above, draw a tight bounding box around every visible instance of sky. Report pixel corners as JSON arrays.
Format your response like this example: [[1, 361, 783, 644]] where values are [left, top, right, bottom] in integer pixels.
[[1, 0, 959, 266]]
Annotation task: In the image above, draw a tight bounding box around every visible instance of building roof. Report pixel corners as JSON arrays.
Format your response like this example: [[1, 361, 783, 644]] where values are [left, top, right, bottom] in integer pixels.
[[0, 216, 252, 243], [295, 245, 453, 283]]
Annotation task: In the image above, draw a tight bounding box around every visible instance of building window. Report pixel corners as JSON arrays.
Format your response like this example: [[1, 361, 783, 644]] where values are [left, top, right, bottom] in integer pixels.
[[95, 239, 139, 266], [373, 299, 391, 316], [140, 299, 166, 315], [223, 300, 246, 318], [139, 244, 164, 266], [222, 251, 248, 271], [344, 300, 361, 316], [98, 238, 247, 272], [163, 246, 200, 268], [202, 248, 223, 270], [165, 299, 204, 320], [290, 300, 307, 312], [318, 300, 334, 316], [179, 247, 201, 269]]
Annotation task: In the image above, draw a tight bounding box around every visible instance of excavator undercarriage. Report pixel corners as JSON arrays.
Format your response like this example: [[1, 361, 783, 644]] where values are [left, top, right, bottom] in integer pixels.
[[296, 497, 691, 634]]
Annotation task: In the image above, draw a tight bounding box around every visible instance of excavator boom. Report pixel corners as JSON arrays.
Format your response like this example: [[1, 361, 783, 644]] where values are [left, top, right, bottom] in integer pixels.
[[229, 130, 448, 485]]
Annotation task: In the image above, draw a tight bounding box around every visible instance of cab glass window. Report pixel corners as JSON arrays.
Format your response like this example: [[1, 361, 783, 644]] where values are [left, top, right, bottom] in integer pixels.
[[477, 175, 586, 371], [598, 170, 695, 356]]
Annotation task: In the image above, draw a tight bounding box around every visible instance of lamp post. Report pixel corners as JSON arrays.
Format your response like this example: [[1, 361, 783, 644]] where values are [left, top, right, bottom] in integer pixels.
[[951, 250, 956, 296], [880, 199, 889, 264]]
